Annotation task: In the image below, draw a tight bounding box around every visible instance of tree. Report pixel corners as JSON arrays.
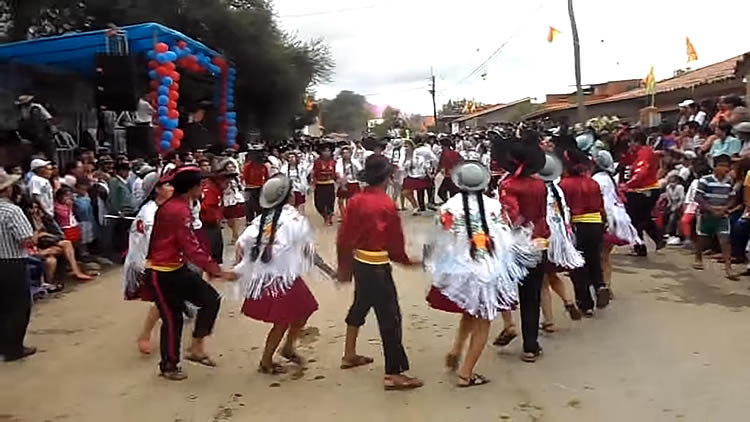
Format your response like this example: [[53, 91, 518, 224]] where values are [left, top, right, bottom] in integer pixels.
[[319, 90, 371, 135], [439, 98, 486, 116], [3, 0, 334, 140], [568, 0, 585, 122]]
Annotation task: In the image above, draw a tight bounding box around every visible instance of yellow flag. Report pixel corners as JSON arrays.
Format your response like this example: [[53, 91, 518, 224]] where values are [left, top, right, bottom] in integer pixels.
[[686, 37, 698, 62], [547, 27, 561, 43], [644, 66, 656, 95]]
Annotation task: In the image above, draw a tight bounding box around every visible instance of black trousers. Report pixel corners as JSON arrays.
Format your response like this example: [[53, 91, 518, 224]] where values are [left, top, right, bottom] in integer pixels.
[[245, 188, 262, 223], [415, 188, 428, 211], [519, 256, 544, 354], [346, 261, 409, 375], [202, 223, 224, 264], [0, 259, 31, 358], [314, 184, 335, 218], [625, 191, 660, 244], [147, 267, 221, 372], [438, 177, 458, 202], [570, 223, 605, 311]]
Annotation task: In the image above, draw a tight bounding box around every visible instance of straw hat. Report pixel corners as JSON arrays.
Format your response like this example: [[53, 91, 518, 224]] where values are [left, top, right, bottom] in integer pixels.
[[259, 174, 292, 209], [451, 160, 490, 192], [593, 150, 616, 174], [0, 168, 20, 191], [15, 95, 34, 106]]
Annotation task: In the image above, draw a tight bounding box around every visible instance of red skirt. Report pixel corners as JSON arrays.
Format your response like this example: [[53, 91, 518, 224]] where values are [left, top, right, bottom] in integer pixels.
[[241, 278, 319, 324], [293, 191, 306, 207], [224, 204, 245, 219], [426, 286, 464, 314], [336, 182, 361, 199], [63, 226, 81, 243], [403, 177, 431, 191], [603, 232, 628, 246]]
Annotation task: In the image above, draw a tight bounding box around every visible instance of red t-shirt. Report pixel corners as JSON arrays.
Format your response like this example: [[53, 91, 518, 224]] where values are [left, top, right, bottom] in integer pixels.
[[200, 179, 224, 224], [243, 161, 269, 188]]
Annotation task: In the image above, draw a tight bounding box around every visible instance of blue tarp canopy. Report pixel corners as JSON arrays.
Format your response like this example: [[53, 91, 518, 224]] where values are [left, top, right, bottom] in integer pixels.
[[0, 22, 221, 78]]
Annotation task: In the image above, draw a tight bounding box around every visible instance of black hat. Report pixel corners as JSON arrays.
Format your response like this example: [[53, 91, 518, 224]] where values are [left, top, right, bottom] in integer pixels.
[[170, 166, 204, 194], [357, 155, 394, 186], [362, 137, 387, 151], [492, 139, 545, 177], [561, 147, 591, 174]]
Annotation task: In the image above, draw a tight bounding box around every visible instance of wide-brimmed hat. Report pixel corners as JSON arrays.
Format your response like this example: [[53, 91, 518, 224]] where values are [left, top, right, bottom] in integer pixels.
[[357, 155, 394, 186], [259, 174, 292, 208], [593, 150, 616, 174], [212, 158, 238, 177], [576, 132, 595, 152], [248, 143, 265, 152], [362, 137, 387, 151], [15, 95, 34, 105], [734, 122, 750, 134], [562, 147, 592, 173], [492, 139, 545, 177], [0, 168, 21, 191], [451, 161, 490, 192], [169, 166, 204, 194], [136, 165, 156, 178], [536, 152, 563, 181], [140, 172, 164, 205]]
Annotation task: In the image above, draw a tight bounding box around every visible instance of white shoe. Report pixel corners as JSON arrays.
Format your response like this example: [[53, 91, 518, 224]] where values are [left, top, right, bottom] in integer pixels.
[[412, 209, 422, 216], [666, 236, 682, 246]]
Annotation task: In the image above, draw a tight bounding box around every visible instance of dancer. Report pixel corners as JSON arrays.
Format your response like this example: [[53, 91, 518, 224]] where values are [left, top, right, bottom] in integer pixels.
[[335, 145, 362, 219], [385, 139, 406, 210], [280, 151, 310, 211], [559, 148, 610, 315], [492, 137, 583, 362], [122, 172, 173, 355], [243, 144, 270, 224], [221, 158, 246, 244], [145, 166, 234, 380], [592, 150, 642, 294], [402, 140, 431, 215], [425, 161, 538, 387], [232, 174, 321, 374], [200, 160, 235, 264], [337, 155, 423, 390], [312, 142, 336, 225], [437, 137, 462, 202]]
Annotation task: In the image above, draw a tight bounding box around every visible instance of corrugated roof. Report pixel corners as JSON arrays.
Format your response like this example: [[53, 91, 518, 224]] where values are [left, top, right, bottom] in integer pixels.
[[524, 52, 748, 119], [453, 97, 532, 123]]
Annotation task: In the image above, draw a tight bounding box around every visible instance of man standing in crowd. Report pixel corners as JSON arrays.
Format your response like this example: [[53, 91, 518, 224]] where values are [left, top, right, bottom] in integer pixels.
[[0, 169, 37, 362], [28, 158, 55, 216], [242, 144, 269, 223], [16, 95, 56, 160]]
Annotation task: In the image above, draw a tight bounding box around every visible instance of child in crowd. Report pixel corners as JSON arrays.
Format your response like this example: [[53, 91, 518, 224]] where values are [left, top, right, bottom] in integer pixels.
[[681, 162, 710, 249], [693, 154, 738, 280], [665, 174, 686, 246], [54, 186, 81, 244], [73, 179, 96, 257]]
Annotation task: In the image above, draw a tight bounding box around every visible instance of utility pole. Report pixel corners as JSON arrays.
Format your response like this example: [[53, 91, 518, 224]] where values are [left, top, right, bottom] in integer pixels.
[[568, 0, 585, 123], [429, 69, 438, 131]]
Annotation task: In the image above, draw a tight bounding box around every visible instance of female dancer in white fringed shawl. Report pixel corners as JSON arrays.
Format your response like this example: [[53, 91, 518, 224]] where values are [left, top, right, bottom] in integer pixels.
[[232, 174, 320, 374], [425, 161, 539, 387]]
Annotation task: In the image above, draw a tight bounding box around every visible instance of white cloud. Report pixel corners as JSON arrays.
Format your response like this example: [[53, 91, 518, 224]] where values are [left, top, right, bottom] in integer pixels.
[[274, 0, 750, 115]]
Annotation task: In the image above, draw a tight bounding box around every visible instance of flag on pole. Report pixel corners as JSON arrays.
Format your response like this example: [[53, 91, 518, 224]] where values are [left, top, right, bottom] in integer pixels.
[[644, 66, 656, 95], [686, 37, 698, 62], [547, 27, 561, 43]]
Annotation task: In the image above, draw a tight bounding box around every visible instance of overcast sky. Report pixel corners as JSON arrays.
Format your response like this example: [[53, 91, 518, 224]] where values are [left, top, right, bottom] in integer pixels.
[[273, 0, 750, 115]]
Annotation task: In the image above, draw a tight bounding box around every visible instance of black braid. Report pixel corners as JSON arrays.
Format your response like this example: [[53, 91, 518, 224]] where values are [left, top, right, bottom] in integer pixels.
[[461, 192, 477, 260], [251, 210, 269, 261], [261, 203, 284, 263], [547, 181, 567, 225], [476, 192, 495, 256]]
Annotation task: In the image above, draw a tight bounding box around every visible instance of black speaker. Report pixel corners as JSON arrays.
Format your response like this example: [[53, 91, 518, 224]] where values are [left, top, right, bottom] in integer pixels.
[[95, 54, 138, 111], [126, 124, 156, 159]]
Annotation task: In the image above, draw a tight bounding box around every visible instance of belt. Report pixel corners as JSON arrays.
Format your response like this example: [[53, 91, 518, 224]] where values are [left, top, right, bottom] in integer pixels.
[[145, 261, 184, 272], [532, 238, 549, 251], [246, 186, 262, 190], [354, 249, 389, 265], [571, 212, 603, 224], [316, 180, 335, 185]]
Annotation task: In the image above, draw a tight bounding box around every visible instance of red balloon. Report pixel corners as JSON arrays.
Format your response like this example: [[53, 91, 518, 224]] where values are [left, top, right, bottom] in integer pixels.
[[232, 143, 240, 151], [168, 100, 178, 109], [170, 71, 180, 81], [212, 56, 227, 67], [157, 66, 170, 77], [169, 91, 179, 101], [171, 139, 181, 149], [177, 40, 187, 49], [148, 60, 159, 69], [165, 62, 176, 71], [171, 82, 180, 91], [187, 54, 197, 62], [155, 43, 169, 53], [168, 109, 179, 119], [149, 80, 159, 89], [173, 128, 184, 140]]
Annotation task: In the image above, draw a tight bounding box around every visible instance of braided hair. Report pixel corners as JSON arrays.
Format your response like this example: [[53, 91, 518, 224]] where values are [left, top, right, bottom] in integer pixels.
[[461, 191, 495, 260], [250, 180, 292, 263]]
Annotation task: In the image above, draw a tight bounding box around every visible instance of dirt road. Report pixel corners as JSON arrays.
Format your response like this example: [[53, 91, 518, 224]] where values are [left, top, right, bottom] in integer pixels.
[[2, 214, 749, 422]]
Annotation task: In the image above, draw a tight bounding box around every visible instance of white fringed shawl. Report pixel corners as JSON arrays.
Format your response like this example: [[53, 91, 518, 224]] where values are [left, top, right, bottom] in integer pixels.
[[232, 205, 314, 299], [425, 193, 541, 320], [592, 172, 643, 245], [121, 201, 158, 299], [545, 180, 585, 269]]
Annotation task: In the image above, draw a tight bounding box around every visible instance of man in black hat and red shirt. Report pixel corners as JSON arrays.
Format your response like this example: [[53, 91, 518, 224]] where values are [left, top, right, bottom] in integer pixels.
[[312, 141, 337, 225], [336, 155, 423, 391], [146, 166, 235, 380]]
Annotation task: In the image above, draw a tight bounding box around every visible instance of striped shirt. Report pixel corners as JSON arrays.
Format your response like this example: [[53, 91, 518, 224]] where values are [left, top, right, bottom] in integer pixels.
[[695, 175, 735, 208], [0, 197, 34, 259]]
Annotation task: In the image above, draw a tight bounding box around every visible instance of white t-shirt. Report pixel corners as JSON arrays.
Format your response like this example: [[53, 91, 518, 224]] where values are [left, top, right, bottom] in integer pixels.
[[29, 174, 54, 216], [690, 111, 707, 126], [335, 158, 362, 183]]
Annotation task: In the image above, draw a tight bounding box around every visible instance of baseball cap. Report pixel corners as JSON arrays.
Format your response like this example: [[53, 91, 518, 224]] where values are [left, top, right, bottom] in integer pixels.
[[678, 99, 695, 108], [30, 158, 51, 171]]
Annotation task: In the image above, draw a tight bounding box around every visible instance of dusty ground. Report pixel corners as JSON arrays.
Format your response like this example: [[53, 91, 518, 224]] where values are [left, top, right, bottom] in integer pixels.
[[2, 213, 750, 422]]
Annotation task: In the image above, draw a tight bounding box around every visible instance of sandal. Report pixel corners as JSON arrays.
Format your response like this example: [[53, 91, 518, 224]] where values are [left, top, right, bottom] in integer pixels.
[[281, 350, 305, 365], [693, 263, 704, 270], [185, 354, 217, 368], [583, 309, 594, 318], [41, 282, 64, 293], [445, 353, 460, 371], [160, 368, 188, 381], [340, 355, 374, 369], [540, 322, 556, 333], [726, 273, 740, 281], [384, 375, 424, 391], [457, 373, 490, 388], [492, 327, 517, 347], [565, 303, 583, 321], [521, 348, 543, 363], [258, 362, 287, 375], [596, 287, 611, 309]]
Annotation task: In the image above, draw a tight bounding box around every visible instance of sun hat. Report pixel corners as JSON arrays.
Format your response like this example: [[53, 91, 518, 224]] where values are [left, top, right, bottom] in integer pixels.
[[362, 136, 388, 151], [733, 122, 750, 134], [575, 132, 595, 152], [451, 160, 490, 192], [678, 99, 695, 108], [357, 155, 394, 186], [0, 168, 21, 191], [593, 150, 616, 174], [30, 158, 51, 171], [15, 95, 34, 105], [259, 174, 292, 208], [170, 166, 204, 194], [536, 152, 563, 181], [213, 158, 238, 177]]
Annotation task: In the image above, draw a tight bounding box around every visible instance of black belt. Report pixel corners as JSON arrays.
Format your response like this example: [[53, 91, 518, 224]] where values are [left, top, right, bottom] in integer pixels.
[[0, 257, 27, 262]]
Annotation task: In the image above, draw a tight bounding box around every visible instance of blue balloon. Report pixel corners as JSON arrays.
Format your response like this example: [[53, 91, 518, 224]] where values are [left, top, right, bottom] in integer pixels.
[[159, 116, 169, 126], [165, 51, 177, 62], [183, 47, 192, 55], [166, 119, 178, 130], [227, 103, 235, 109], [160, 140, 171, 150], [162, 131, 174, 141], [147, 50, 156, 60], [158, 106, 168, 116], [228, 128, 238, 136], [228, 68, 237, 75], [227, 112, 236, 118], [148, 70, 158, 79], [156, 53, 168, 64], [161, 77, 173, 86], [158, 86, 169, 95], [158, 95, 169, 106]]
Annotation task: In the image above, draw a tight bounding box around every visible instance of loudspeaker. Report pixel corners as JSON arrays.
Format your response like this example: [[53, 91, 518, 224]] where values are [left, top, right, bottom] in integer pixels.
[[126, 124, 156, 159], [95, 54, 138, 111]]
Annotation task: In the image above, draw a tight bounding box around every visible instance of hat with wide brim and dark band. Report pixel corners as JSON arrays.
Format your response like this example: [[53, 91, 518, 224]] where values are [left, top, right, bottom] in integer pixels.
[[259, 174, 293, 208], [212, 158, 239, 178], [536, 152, 563, 182], [166, 165, 205, 194], [357, 155, 394, 186], [139, 172, 168, 207], [593, 150, 616, 174], [0, 168, 21, 191], [492, 139, 546, 178], [362, 137, 388, 151], [451, 160, 491, 192], [561, 147, 592, 174]]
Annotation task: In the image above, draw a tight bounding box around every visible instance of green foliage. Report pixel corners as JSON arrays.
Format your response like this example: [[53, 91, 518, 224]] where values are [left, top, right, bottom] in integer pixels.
[[319, 90, 371, 135], [3, 0, 334, 140]]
